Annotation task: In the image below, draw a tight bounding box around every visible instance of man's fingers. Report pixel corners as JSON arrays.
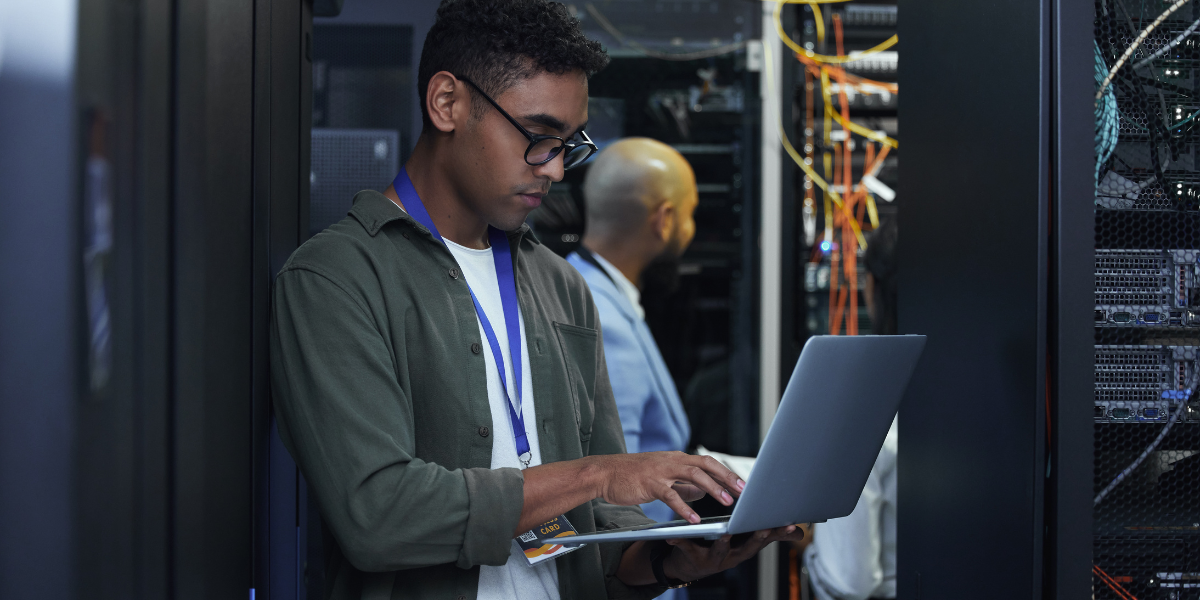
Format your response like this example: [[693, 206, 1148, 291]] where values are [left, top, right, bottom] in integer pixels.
[[692, 455, 745, 497], [767, 525, 807, 544], [659, 487, 701, 524], [675, 464, 734, 506], [671, 482, 705, 503], [728, 530, 773, 562]]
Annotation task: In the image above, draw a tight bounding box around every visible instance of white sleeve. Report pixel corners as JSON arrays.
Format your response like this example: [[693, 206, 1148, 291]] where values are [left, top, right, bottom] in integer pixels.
[[805, 417, 898, 600], [806, 470, 886, 600]]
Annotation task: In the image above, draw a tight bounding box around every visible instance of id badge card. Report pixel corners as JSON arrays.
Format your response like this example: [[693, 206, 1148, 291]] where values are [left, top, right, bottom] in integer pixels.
[[517, 515, 583, 565]]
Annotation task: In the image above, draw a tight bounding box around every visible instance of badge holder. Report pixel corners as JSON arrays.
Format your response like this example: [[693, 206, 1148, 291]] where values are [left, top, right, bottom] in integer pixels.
[[517, 515, 584, 565]]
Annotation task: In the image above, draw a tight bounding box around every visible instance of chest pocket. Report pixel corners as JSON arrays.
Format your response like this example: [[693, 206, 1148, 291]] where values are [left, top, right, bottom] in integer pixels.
[[553, 322, 598, 437]]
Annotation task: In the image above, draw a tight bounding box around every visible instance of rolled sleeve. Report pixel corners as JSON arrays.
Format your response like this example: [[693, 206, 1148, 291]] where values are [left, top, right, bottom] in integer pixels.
[[459, 466, 525, 568]]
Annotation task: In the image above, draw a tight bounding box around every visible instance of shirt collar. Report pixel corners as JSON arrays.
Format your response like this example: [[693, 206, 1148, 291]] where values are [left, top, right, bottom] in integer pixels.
[[348, 188, 538, 246], [589, 251, 644, 320]]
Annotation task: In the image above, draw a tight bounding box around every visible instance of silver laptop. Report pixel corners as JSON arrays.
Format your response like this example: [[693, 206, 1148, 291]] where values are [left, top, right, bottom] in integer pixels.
[[544, 334, 926, 547]]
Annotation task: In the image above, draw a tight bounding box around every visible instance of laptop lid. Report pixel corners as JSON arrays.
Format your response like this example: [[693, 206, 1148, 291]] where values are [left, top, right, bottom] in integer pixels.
[[727, 335, 925, 534]]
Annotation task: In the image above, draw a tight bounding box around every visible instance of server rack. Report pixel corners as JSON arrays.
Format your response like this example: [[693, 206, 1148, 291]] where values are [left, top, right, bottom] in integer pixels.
[[787, 0, 900, 347], [897, 0, 1096, 598], [1093, 3, 1200, 596]]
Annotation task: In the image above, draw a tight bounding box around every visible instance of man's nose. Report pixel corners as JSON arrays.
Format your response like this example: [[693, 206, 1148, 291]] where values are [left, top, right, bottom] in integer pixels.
[[532, 152, 566, 182]]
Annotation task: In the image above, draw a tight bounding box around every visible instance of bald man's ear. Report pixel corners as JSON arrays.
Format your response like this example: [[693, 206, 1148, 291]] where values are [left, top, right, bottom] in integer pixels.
[[427, 72, 465, 133], [650, 201, 676, 243]]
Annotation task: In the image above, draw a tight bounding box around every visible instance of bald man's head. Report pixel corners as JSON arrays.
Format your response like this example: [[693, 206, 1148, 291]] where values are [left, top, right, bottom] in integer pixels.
[[582, 137, 698, 253]]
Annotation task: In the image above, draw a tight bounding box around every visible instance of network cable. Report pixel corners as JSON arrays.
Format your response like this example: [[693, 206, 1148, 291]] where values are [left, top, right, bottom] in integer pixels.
[[1094, 564, 1139, 600], [1132, 15, 1200, 69], [774, 0, 897, 65], [762, 25, 868, 250], [1096, 0, 1194, 101], [583, 3, 745, 61], [1093, 360, 1197, 506]]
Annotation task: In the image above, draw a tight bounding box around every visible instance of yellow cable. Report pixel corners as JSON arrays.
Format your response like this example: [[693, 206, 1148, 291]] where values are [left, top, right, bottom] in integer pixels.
[[773, 1, 897, 65], [865, 193, 879, 229], [824, 105, 899, 148], [811, 2, 825, 45], [765, 38, 867, 249]]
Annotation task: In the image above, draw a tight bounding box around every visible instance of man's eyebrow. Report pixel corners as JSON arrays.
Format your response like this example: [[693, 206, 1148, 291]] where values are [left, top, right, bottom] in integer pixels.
[[519, 113, 588, 137], [519, 113, 568, 133]]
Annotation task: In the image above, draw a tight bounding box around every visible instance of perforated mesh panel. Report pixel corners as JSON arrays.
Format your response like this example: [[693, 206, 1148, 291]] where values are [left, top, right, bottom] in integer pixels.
[[1095, 2, 1200, 596], [310, 129, 399, 236]]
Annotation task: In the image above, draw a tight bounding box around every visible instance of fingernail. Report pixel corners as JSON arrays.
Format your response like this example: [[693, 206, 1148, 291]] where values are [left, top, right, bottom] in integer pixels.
[[721, 490, 732, 504], [690, 513, 700, 523], [737, 479, 746, 491]]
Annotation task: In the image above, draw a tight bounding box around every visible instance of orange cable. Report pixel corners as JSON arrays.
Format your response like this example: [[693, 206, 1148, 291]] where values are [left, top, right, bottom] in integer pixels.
[[1093, 566, 1138, 600], [796, 54, 898, 93]]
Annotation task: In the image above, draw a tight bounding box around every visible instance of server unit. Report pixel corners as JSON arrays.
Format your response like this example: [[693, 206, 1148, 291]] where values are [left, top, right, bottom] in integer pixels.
[[1094, 2, 1200, 597]]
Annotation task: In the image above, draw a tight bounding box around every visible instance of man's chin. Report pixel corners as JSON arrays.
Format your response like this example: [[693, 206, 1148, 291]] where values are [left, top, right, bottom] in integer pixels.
[[490, 209, 537, 233]]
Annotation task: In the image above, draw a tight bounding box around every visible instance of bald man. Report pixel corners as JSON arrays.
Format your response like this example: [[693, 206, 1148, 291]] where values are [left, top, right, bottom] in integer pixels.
[[566, 138, 699, 528]]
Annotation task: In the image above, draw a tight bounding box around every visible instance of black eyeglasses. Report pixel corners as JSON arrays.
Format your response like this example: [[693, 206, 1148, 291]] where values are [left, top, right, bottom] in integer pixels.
[[457, 76, 598, 170]]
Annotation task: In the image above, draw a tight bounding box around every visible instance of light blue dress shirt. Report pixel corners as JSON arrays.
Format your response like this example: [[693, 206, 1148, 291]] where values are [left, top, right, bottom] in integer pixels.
[[567, 250, 692, 526]]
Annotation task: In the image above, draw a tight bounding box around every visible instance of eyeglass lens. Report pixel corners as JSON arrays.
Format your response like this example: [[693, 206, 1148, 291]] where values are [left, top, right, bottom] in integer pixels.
[[562, 146, 593, 169], [526, 138, 563, 164], [526, 139, 594, 168]]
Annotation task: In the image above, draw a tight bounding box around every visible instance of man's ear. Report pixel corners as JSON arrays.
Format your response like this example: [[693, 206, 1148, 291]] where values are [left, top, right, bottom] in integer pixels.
[[426, 71, 466, 133], [650, 201, 676, 243]]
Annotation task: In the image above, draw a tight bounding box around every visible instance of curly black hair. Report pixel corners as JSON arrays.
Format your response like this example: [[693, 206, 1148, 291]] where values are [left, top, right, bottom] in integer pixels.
[[417, 0, 609, 132]]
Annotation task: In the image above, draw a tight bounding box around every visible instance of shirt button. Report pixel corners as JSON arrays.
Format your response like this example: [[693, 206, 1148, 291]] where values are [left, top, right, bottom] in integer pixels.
[[449, 268, 460, 279], [402, 231, 410, 240], [478, 426, 490, 438], [471, 342, 482, 354]]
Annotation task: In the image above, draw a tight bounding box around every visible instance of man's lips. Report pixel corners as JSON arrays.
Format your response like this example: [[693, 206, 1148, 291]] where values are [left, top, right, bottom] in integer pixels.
[[519, 192, 544, 207]]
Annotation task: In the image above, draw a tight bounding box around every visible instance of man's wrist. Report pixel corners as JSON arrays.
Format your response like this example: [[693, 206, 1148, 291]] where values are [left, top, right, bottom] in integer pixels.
[[577, 455, 608, 500], [653, 543, 694, 587]]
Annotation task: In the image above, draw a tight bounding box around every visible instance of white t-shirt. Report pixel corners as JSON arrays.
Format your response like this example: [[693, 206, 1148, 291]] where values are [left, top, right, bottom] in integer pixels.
[[443, 238, 560, 600]]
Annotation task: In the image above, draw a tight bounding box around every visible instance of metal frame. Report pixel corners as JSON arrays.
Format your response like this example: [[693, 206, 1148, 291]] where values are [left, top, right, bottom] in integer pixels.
[[759, 3, 786, 598], [895, 0, 1093, 597]]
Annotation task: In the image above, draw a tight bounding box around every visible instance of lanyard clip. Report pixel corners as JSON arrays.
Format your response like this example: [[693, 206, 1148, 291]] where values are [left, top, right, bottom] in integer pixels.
[[519, 452, 532, 468]]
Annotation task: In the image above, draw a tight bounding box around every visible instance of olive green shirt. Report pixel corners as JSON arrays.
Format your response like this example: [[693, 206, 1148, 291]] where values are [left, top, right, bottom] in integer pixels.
[[270, 190, 662, 600]]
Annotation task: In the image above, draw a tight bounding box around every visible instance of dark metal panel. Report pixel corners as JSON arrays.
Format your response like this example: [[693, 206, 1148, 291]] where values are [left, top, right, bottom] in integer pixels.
[[73, 0, 142, 596], [173, 0, 256, 597], [135, 0, 175, 596], [252, 0, 312, 597], [1049, 0, 1096, 597], [251, 0, 276, 596], [895, 0, 1049, 597]]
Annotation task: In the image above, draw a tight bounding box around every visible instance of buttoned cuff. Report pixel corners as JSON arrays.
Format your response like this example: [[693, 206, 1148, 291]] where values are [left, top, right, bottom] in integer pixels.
[[456, 466, 525, 568]]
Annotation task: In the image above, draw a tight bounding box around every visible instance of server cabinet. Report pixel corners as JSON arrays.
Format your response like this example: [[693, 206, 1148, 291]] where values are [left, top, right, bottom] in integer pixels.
[[1092, 1, 1200, 598], [63, 0, 315, 597], [896, 0, 1094, 598]]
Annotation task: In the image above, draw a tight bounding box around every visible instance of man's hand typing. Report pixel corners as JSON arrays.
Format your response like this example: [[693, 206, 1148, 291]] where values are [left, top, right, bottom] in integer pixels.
[[515, 452, 744, 536]]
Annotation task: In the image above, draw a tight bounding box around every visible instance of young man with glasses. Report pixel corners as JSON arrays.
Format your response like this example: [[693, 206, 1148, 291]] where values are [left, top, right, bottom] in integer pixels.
[[271, 2, 803, 599]]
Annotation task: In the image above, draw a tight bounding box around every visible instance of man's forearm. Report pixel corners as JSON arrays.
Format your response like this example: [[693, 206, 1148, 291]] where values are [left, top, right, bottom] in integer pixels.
[[513, 456, 605, 535]]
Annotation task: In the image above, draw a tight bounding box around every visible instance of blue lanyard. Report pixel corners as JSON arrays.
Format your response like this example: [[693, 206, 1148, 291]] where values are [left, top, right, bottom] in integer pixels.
[[392, 170, 531, 467]]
